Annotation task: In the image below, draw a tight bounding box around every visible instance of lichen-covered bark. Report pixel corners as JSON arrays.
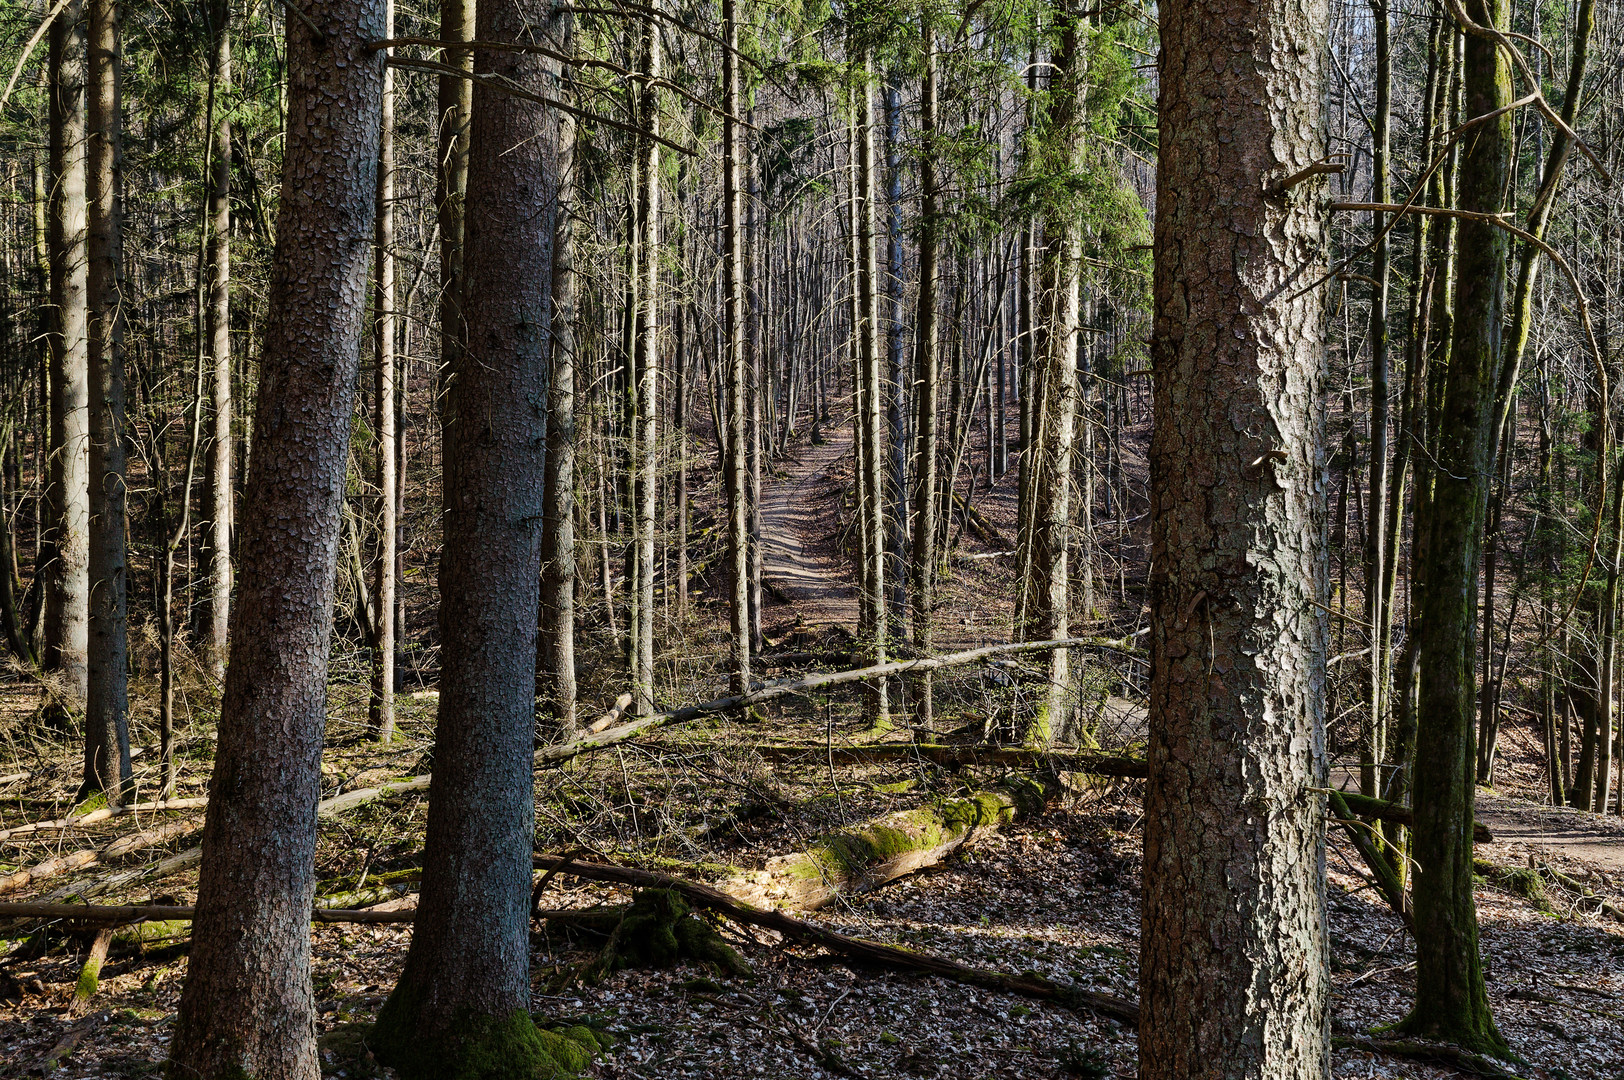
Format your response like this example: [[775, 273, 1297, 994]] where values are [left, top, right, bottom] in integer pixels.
[[372, 0, 558, 1070], [1399, 0, 1513, 1055], [1140, 0, 1331, 1071], [167, 2, 383, 1076]]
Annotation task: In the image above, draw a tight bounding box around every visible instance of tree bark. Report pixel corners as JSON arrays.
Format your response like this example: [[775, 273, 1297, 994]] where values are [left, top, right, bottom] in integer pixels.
[[202, 0, 232, 682], [371, 0, 558, 1071], [45, 0, 90, 715], [630, 14, 660, 718], [724, 0, 750, 697], [854, 57, 889, 725], [909, 23, 940, 729], [81, 0, 130, 805], [1140, 0, 1331, 1072], [166, 3, 384, 1076], [369, 0, 397, 743], [1399, 0, 1512, 1054]]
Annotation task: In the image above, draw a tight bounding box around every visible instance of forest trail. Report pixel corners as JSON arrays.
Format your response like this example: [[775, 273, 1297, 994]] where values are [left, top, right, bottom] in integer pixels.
[[1475, 792, 1624, 874], [759, 417, 861, 632]]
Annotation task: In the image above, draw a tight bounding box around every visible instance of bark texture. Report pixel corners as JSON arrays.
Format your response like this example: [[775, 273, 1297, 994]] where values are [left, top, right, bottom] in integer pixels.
[[166, 3, 383, 1076], [203, 0, 232, 681], [371, 0, 557, 1069], [1140, 0, 1332, 1072]]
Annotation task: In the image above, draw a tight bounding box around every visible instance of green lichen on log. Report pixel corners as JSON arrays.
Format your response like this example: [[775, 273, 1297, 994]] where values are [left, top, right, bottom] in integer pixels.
[[369, 997, 600, 1080], [589, 889, 749, 979], [1473, 858, 1551, 912]]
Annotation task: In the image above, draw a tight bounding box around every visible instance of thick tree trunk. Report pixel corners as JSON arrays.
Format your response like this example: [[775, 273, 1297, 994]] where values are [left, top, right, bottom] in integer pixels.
[[166, 4, 383, 1077], [371, 0, 557, 1072], [1140, 0, 1331, 1073], [46, 0, 90, 714], [82, 0, 130, 805], [1399, 0, 1512, 1054], [203, 0, 232, 682], [370, 0, 397, 743]]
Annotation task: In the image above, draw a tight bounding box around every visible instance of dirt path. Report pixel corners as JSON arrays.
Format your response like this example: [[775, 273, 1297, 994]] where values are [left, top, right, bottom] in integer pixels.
[[759, 419, 860, 632], [1476, 792, 1624, 874]]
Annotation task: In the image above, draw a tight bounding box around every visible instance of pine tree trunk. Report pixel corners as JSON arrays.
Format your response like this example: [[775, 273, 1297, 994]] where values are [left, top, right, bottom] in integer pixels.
[[724, 0, 750, 695], [368, 0, 397, 743], [1400, 0, 1512, 1053], [540, 7, 578, 732], [1140, 0, 1331, 1070], [82, 0, 130, 805], [45, 0, 90, 714], [909, 25, 940, 728], [372, 0, 559, 1071], [203, 0, 232, 682], [167, 3, 384, 1076]]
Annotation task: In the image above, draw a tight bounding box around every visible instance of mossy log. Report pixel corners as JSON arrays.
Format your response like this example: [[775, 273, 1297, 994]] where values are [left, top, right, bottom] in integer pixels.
[[1333, 789, 1492, 843], [533, 854, 1140, 1028], [744, 742, 1148, 777], [719, 780, 1052, 910]]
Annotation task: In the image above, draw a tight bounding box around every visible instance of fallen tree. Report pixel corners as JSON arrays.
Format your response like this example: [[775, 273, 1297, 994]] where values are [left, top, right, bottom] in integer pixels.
[[0, 798, 207, 842], [720, 779, 1053, 910], [0, 900, 420, 925], [0, 817, 203, 896], [743, 742, 1148, 777], [532, 855, 1141, 1028]]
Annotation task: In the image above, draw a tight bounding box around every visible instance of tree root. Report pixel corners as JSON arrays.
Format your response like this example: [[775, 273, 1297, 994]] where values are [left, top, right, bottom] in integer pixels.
[[1334, 1035, 1527, 1079]]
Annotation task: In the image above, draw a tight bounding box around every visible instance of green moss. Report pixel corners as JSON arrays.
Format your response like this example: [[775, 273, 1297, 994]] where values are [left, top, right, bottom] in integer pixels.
[[370, 995, 599, 1080], [73, 955, 104, 1001], [1473, 859, 1551, 912], [591, 890, 749, 979]]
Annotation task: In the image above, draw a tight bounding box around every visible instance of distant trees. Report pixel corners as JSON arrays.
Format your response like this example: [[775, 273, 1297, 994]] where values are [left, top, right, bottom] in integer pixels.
[[1139, 0, 1331, 1076]]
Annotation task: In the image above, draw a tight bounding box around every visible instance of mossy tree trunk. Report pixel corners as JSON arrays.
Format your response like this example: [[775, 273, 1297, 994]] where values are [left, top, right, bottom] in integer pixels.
[[371, 0, 561, 1072], [1140, 0, 1332, 1071], [1398, 0, 1512, 1055]]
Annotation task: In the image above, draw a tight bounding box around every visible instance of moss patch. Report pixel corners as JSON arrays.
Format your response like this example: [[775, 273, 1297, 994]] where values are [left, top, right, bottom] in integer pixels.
[[591, 889, 749, 979], [370, 998, 599, 1080]]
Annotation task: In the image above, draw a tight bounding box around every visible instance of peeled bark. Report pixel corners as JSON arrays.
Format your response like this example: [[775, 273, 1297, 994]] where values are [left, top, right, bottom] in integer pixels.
[[371, 0, 558, 1071], [167, 3, 384, 1076], [1141, 0, 1331, 1073]]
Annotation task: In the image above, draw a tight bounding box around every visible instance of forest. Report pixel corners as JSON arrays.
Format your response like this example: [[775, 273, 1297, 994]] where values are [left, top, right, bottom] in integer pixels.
[[0, 0, 1622, 1075]]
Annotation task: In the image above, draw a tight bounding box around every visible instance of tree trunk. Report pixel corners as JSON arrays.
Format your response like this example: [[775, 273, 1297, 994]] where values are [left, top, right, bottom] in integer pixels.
[[369, 0, 397, 743], [370, 0, 558, 1071], [1399, 0, 1512, 1054], [883, 78, 909, 635], [854, 58, 888, 725], [1140, 0, 1331, 1072], [82, 0, 130, 806], [630, 15, 660, 718], [540, 7, 578, 733], [1363, 0, 1391, 801], [909, 24, 940, 729], [724, 0, 750, 696], [168, 0, 383, 1074], [45, 0, 90, 716]]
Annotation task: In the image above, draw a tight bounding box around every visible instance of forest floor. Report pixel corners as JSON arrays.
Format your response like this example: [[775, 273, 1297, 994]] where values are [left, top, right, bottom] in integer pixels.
[[2, 420, 1624, 1079]]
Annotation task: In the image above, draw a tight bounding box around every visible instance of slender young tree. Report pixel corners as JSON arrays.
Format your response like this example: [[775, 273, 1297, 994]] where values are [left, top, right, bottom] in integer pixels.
[[541, 5, 579, 732], [854, 54, 888, 724], [1399, 0, 1514, 1053], [371, 0, 561, 1069], [909, 19, 940, 726], [630, 11, 661, 717], [370, 0, 397, 742], [724, 0, 751, 696], [203, 0, 232, 681], [167, 2, 384, 1074], [82, 0, 130, 803], [45, 0, 90, 716], [1139, 0, 1331, 1073]]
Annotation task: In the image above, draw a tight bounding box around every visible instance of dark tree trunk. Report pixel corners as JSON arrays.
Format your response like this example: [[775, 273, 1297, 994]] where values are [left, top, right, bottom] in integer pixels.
[[1399, 0, 1512, 1055], [1140, 0, 1331, 1072], [371, 0, 559, 1072], [167, 2, 384, 1076]]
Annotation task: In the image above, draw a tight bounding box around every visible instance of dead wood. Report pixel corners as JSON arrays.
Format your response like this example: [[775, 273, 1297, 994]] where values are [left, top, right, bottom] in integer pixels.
[[742, 742, 1149, 777], [31, 1008, 110, 1075], [0, 817, 203, 896], [0, 798, 208, 842], [66, 927, 114, 1016], [532, 855, 1141, 1028], [1333, 1035, 1527, 1079], [0, 900, 422, 925], [1328, 789, 1493, 842]]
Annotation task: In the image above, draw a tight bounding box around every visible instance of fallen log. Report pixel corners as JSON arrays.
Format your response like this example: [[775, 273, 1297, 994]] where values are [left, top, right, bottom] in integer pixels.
[[743, 742, 1148, 778], [951, 492, 1014, 552], [721, 780, 1053, 910], [0, 798, 208, 842], [0, 900, 422, 925], [0, 817, 203, 897], [1333, 1035, 1526, 1080], [1331, 789, 1492, 843], [532, 855, 1140, 1028], [32, 1008, 109, 1075]]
